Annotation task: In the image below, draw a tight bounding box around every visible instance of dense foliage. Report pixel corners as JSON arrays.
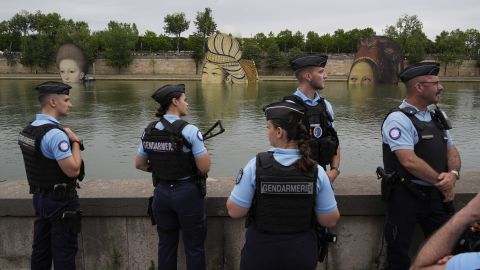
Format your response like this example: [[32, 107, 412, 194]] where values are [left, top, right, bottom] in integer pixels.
[[1, 10, 479, 73]]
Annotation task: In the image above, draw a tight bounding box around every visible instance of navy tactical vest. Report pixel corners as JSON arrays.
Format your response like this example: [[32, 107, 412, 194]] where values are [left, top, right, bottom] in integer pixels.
[[18, 124, 81, 188], [382, 108, 448, 181], [248, 151, 317, 234], [141, 118, 197, 186], [283, 95, 339, 167]]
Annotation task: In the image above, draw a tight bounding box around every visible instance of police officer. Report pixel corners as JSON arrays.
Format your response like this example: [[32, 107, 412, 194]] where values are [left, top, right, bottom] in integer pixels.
[[226, 101, 340, 270], [382, 62, 461, 270], [284, 54, 341, 182], [18, 81, 84, 270], [135, 84, 210, 270]]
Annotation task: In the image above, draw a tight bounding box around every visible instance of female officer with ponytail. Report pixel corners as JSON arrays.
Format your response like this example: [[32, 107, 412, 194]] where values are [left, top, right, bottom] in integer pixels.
[[135, 84, 210, 270], [226, 101, 340, 270]]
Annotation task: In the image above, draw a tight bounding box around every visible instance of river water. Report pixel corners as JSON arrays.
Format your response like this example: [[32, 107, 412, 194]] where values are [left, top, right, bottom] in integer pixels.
[[1, 79, 479, 180]]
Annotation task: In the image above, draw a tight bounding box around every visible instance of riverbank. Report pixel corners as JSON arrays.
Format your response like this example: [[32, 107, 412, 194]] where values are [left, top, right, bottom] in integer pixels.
[[1, 73, 480, 82]]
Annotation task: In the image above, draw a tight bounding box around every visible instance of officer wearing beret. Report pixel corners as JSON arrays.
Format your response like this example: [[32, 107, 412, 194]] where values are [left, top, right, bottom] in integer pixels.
[[284, 54, 341, 183], [18, 81, 85, 270], [135, 84, 210, 270], [381, 62, 461, 270], [227, 101, 340, 270]]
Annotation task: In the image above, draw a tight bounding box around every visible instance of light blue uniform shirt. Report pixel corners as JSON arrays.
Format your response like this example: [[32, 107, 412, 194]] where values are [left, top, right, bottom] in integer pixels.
[[293, 89, 335, 128], [229, 148, 338, 215], [382, 100, 453, 185], [31, 114, 72, 161], [446, 252, 480, 270], [137, 114, 207, 158]]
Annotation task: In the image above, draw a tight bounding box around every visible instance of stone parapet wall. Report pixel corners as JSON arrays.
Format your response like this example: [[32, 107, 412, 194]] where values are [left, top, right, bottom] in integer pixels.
[[1, 173, 479, 270], [1, 55, 478, 77]]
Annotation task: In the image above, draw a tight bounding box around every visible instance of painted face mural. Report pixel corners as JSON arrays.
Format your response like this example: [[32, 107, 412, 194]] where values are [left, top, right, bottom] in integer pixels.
[[56, 43, 88, 84], [202, 33, 258, 84], [348, 36, 403, 85]]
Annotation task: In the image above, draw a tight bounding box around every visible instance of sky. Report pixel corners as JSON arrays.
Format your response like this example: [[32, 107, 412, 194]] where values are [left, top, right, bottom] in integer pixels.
[[1, 0, 479, 40]]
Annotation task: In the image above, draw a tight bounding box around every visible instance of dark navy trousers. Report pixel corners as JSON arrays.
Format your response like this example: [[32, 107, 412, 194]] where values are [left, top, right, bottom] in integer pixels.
[[152, 180, 207, 270], [385, 184, 451, 270], [240, 226, 318, 270], [31, 192, 79, 270]]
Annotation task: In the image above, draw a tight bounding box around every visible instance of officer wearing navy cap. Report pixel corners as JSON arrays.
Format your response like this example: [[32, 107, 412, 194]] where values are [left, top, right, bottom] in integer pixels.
[[284, 54, 341, 183], [227, 101, 340, 270], [381, 62, 461, 270], [18, 81, 85, 270], [135, 84, 210, 270]]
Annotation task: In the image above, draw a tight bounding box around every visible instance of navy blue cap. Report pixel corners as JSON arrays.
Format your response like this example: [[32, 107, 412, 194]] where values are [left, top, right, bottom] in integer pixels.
[[290, 54, 328, 71], [151, 84, 185, 104], [263, 101, 304, 121], [399, 62, 440, 83], [35, 81, 71, 95]]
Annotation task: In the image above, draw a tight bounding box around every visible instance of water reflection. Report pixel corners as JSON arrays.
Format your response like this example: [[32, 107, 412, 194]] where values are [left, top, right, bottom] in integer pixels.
[[1, 80, 479, 180]]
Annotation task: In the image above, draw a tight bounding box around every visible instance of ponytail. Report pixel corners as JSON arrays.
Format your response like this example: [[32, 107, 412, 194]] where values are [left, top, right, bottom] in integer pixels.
[[270, 117, 316, 172]]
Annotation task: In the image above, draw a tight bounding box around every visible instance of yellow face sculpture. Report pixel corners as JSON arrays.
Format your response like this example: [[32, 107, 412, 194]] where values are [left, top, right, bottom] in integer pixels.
[[201, 62, 225, 84], [59, 59, 85, 84], [348, 60, 375, 85]]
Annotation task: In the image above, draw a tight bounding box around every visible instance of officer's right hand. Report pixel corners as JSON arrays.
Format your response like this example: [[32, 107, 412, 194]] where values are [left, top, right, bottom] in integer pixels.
[[63, 127, 80, 143]]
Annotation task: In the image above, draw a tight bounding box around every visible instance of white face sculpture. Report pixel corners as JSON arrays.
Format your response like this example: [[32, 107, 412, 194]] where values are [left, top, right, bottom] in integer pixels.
[[59, 59, 84, 84]]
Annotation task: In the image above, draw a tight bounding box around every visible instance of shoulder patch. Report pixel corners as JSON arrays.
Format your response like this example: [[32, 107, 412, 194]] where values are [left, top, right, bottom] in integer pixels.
[[196, 130, 203, 141], [58, 140, 70, 152], [236, 168, 243, 185], [389, 127, 401, 140]]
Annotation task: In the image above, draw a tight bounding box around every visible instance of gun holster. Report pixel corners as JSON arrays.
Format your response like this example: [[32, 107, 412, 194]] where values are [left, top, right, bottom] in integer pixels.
[[376, 167, 398, 202], [194, 173, 207, 197], [316, 224, 337, 262]]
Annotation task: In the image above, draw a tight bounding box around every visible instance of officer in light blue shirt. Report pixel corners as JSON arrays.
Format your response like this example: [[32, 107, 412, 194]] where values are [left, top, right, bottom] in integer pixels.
[[18, 81, 84, 270], [227, 101, 340, 270], [284, 54, 341, 182], [381, 62, 461, 270], [135, 84, 210, 270]]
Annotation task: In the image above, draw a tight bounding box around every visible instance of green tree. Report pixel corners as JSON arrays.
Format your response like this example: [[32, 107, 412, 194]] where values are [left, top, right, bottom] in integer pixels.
[[194, 8, 216, 38], [318, 33, 333, 54], [464, 29, 480, 59], [158, 34, 174, 52], [384, 14, 429, 64], [163, 12, 190, 54], [241, 38, 263, 67], [102, 21, 138, 72], [20, 35, 38, 72], [287, 47, 303, 61], [185, 33, 206, 74], [436, 29, 467, 74], [276, 29, 293, 52], [265, 43, 287, 72], [306, 31, 319, 53], [142, 30, 160, 52]]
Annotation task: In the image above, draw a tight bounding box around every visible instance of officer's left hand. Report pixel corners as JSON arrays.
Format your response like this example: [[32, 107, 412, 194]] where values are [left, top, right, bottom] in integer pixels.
[[327, 170, 339, 183], [435, 172, 456, 192]]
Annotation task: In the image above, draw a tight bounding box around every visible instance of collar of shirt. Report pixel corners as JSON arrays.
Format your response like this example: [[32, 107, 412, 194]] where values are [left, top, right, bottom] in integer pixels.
[[399, 100, 431, 120], [163, 114, 180, 122], [294, 88, 321, 106], [269, 147, 301, 166], [35, 114, 60, 125]]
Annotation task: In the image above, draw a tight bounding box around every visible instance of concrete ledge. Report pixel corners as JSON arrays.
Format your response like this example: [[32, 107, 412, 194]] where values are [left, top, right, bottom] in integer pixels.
[[1, 173, 479, 269]]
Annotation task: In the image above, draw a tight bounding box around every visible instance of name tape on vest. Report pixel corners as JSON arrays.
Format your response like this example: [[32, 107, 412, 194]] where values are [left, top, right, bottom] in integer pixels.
[[143, 141, 175, 152], [261, 182, 314, 195]]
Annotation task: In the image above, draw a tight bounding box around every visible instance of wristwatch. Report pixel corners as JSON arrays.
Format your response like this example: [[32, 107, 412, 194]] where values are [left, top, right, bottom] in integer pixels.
[[450, 169, 460, 180], [331, 166, 340, 175]]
